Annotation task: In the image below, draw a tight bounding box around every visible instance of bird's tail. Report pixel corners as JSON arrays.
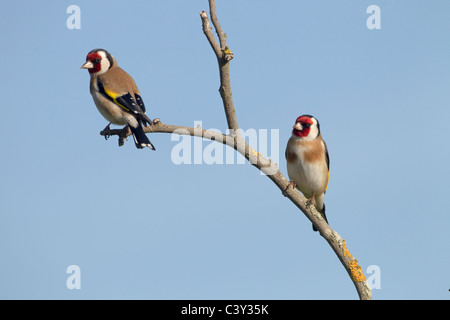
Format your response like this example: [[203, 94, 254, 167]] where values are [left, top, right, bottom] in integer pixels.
[[312, 203, 329, 232], [129, 124, 155, 150]]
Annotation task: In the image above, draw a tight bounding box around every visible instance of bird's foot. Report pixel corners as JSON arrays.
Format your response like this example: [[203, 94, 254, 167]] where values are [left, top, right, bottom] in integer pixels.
[[285, 180, 296, 191], [103, 123, 112, 140], [117, 126, 131, 147], [306, 193, 316, 209], [282, 180, 296, 197]]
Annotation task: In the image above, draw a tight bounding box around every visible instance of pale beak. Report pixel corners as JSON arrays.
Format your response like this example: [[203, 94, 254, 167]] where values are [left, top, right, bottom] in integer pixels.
[[293, 122, 303, 131], [81, 61, 94, 69]]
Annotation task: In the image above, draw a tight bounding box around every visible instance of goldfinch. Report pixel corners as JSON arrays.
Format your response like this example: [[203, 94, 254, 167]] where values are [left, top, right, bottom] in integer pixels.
[[81, 48, 155, 150], [285, 115, 330, 231]]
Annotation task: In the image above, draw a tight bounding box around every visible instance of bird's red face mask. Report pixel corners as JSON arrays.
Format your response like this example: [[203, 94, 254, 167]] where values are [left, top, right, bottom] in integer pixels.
[[81, 52, 103, 74], [293, 116, 313, 138]]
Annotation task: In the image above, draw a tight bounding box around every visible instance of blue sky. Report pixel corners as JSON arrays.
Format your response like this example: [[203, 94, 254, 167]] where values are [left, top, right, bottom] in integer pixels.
[[0, 0, 449, 300]]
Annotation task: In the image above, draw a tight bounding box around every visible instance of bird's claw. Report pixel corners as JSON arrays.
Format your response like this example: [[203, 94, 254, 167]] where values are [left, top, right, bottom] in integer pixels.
[[282, 180, 296, 197], [103, 123, 112, 140], [306, 193, 316, 208], [285, 180, 296, 191]]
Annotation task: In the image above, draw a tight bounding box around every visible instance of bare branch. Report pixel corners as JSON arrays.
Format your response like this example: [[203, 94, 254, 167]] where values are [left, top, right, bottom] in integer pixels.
[[100, 120, 276, 172], [200, 11, 222, 59], [200, 6, 238, 132], [208, 0, 227, 49]]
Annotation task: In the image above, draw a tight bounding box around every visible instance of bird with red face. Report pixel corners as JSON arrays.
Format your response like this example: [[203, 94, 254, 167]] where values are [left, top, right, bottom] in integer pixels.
[[285, 115, 329, 231], [81, 48, 155, 150]]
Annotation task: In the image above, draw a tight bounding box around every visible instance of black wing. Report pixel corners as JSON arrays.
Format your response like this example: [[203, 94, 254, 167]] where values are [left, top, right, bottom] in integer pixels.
[[323, 140, 330, 172], [97, 79, 151, 125], [134, 93, 146, 114], [116, 93, 152, 126]]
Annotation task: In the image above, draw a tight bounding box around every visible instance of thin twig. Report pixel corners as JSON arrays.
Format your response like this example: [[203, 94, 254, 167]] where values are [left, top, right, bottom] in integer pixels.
[[208, 0, 227, 49], [200, 11, 222, 59], [199, 9, 238, 132]]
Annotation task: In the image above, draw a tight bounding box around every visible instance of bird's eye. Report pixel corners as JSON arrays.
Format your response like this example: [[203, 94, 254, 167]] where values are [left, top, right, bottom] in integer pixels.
[[94, 58, 101, 64], [303, 123, 312, 128]]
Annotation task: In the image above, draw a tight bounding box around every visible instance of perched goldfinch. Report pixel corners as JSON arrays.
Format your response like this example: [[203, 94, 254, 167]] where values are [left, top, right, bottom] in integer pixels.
[[285, 115, 330, 231], [81, 48, 155, 150]]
